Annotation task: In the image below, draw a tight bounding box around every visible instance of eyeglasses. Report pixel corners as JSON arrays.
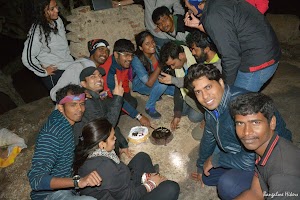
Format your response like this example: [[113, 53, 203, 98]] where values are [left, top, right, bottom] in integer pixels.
[[118, 52, 134, 58]]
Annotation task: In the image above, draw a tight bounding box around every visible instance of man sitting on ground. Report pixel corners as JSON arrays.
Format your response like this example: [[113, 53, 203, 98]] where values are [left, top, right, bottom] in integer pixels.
[[152, 6, 190, 44], [186, 30, 222, 72], [230, 93, 300, 200], [28, 84, 102, 200], [184, 64, 292, 200]]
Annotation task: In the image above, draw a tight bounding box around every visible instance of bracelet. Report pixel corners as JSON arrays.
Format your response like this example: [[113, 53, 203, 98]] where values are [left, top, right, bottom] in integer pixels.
[[136, 113, 142, 121]]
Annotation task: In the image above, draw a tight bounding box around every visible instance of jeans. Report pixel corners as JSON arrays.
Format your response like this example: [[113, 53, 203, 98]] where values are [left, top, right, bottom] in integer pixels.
[[128, 152, 180, 200], [133, 79, 174, 109], [41, 70, 64, 91], [182, 101, 204, 123], [202, 168, 254, 200], [234, 62, 279, 92], [45, 190, 96, 200], [153, 36, 171, 51]]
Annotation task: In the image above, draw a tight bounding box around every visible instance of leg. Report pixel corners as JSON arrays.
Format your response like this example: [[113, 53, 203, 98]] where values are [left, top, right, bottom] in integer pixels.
[[217, 169, 254, 200], [127, 152, 156, 186], [45, 190, 96, 200], [202, 167, 229, 186], [186, 105, 204, 123], [123, 92, 138, 109], [40, 70, 64, 90], [153, 36, 171, 50], [234, 62, 278, 92], [141, 180, 180, 200]]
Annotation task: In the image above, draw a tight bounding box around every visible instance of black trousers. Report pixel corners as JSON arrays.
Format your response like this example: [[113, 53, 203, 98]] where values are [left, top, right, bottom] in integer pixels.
[[127, 152, 180, 200], [40, 70, 64, 90]]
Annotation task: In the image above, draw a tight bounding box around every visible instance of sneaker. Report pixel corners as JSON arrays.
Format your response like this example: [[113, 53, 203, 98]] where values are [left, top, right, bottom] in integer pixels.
[[145, 108, 161, 119]]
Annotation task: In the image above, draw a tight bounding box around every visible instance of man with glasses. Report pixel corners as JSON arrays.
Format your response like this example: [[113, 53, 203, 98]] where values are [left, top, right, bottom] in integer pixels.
[[105, 39, 151, 126]]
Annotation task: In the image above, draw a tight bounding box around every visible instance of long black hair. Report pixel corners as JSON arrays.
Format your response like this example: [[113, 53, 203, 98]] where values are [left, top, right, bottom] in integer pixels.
[[33, 0, 58, 48], [73, 118, 113, 174], [135, 30, 155, 75]]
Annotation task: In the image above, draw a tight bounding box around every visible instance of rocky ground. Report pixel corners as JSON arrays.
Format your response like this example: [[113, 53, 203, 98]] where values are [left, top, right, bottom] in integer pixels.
[[0, 44, 299, 199]]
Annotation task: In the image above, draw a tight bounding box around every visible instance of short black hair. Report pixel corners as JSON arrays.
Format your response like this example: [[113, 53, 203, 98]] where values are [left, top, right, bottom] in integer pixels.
[[56, 84, 85, 103], [113, 39, 135, 54], [159, 41, 184, 66], [152, 6, 171, 24], [186, 30, 218, 52], [184, 63, 222, 92], [230, 93, 275, 123]]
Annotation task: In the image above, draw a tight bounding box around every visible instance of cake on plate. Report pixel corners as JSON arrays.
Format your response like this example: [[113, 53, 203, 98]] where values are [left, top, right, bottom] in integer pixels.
[[128, 126, 149, 144]]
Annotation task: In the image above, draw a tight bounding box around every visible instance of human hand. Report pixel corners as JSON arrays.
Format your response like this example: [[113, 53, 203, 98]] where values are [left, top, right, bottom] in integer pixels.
[[113, 74, 124, 96], [119, 148, 134, 158], [148, 173, 167, 186], [139, 115, 151, 127], [44, 64, 57, 75], [184, 12, 201, 29], [203, 156, 213, 176], [78, 170, 102, 188], [170, 117, 181, 131], [154, 27, 161, 33], [191, 172, 205, 188], [158, 72, 172, 84]]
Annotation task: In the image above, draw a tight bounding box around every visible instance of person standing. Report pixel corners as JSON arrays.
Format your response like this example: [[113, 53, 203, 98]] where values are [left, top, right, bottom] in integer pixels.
[[22, 0, 74, 90]]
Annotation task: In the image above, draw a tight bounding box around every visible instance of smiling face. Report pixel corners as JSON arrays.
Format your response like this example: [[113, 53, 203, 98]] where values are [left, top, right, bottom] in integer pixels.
[[192, 76, 224, 110], [80, 70, 104, 93], [155, 14, 175, 33], [44, 0, 59, 22], [234, 113, 276, 156], [140, 35, 156, 56], [114, 51, 134, 69], [57, 98, 85, 125], [90, 47, 109, 66]]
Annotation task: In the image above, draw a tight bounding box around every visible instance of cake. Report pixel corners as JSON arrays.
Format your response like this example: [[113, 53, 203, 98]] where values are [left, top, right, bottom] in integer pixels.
[[128, 126, 149, 144]]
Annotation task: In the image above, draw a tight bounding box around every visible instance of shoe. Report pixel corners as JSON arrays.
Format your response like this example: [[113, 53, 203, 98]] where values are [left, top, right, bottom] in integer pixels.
[[191, 122, 204, 141], [145, 108, 161, 119]]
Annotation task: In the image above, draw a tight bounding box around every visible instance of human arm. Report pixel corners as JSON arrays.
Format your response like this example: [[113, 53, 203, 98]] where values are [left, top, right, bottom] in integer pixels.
[[171, 87, 184, 130], [158, 72, 184, 88], [234, 174, 263, 200], [184, 0, 198, 16]]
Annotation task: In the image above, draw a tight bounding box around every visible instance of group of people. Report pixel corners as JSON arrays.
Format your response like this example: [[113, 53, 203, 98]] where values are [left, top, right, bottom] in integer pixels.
[[24, 0, 300, 199]]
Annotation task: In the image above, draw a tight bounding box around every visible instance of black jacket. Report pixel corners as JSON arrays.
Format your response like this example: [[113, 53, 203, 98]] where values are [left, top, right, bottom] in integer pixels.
[[201, 0, 281, 85]]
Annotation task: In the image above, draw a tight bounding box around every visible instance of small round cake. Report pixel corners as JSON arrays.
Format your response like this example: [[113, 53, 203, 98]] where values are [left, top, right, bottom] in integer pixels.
[[128, 126, 149, 144]]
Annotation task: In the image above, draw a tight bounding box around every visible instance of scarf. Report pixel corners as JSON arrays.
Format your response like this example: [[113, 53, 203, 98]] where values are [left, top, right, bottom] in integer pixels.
[[88, 148, 120, 164]]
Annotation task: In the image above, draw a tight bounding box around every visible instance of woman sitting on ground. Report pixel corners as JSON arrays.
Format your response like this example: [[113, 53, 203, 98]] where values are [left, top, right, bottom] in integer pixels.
[[22, 0, 74, 90], [131, 30, 175, 119], [73, 118, 180, 200]]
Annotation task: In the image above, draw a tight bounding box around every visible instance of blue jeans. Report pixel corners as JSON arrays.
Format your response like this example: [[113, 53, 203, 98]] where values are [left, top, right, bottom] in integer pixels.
[[153, 36, 171, 50], [202, 168, 254, 200], [45, 190, 96, 200], [182, 101, 204, 122], [234, 62, 279, 92], [133, 79, 174, 109]]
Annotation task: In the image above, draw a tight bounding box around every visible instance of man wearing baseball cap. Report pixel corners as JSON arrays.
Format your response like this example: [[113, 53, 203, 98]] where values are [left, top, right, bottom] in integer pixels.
[[50, 39, 111, 101], [73, 67, 132, 157]]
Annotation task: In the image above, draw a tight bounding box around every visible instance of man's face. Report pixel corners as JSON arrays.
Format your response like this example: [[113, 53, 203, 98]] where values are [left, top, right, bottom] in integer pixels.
[[190, 43, 207, 63], [192, 76, 224, 110], [155, 15, 175, 33], [114, 51, 134, 68], [165, 53, 186, 70], [44, 0, 59, 22], [234, 113, 276, 155], [58, 97, 85, 125], [90, 47, 109, 66], [81, 70, 104, 92]]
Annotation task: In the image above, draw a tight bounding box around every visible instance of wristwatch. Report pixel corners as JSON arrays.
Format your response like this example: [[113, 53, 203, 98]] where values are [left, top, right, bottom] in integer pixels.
[[136, 113, 142, 121], [73, 175, 81, 189]]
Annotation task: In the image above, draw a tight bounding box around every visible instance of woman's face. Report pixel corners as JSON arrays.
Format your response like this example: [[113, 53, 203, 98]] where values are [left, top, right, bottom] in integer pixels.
[[44, 0, 59, 22], [140, 35, 156, 55], [103, 128, 116, 152]]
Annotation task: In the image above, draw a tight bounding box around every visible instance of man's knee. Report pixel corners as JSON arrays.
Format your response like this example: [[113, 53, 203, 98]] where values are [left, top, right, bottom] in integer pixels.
[[159, 180, 180, 199]]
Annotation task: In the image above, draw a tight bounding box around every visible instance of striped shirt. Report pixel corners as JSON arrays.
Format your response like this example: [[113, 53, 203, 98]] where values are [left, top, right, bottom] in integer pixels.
[[28, 110, 75, 200]]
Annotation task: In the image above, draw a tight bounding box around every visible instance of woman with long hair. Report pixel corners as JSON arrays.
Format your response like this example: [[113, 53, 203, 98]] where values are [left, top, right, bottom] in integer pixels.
[[131, 30, 174, 119], [22, 0, 74, 90], [74, 118, 180, 200]]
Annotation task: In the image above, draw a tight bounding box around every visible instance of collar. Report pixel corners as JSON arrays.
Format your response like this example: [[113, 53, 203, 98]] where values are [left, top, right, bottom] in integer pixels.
[[255, 134, 279, 166], [86, 89, 101, 99], [205, 53, 220, 64]]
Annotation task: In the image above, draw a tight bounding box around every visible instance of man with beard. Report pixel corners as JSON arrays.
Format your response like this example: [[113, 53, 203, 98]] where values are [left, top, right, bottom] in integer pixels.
[[28, 84, 102, 200], [159, 41, 204, 133], [186, 30, 222, 72], [106, 39, 151, 127], [50, 39, 111, 101]]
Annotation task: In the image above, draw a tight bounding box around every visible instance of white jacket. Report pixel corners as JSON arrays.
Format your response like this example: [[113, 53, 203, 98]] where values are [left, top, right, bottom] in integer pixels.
[[22, 17, 74, 77]]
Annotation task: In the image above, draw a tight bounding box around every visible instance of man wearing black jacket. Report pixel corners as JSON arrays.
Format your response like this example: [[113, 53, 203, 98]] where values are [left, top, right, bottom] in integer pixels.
[[184, 0, 281, 92]]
